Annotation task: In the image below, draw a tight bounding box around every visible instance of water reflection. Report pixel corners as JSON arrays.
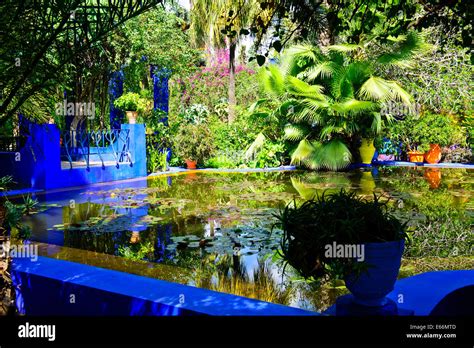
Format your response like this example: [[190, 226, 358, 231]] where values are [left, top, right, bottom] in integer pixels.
[[24, 168, 473, 311]]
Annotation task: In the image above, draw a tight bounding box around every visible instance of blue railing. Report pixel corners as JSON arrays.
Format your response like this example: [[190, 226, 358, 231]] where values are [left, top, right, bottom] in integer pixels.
[[61, 129, 132, 169]]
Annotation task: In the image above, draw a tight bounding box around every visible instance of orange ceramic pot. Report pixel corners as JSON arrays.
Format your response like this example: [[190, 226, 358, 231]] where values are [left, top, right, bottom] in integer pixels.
[[424, 168, 441, 189], [185, 159, 197, 169], [407, 151, 424, 163], [424, 144, 442, 164]]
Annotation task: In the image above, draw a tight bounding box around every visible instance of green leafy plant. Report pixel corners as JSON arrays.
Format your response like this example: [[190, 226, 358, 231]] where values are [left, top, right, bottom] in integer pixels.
[[114, 92, 148, 113], [182, 103, 209, 125], [148, 148, 169, 173], [388, 112, 467, 154], [22, 194, 38, 215], [374, 137, 399, 155], [246, 141, 286, 168], [276, 190, 407, 280], [173, 123, 215, 165], [260, 32, 431, 170]]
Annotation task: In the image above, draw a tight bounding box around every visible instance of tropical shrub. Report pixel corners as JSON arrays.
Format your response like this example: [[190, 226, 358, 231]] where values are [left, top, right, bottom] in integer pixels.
[[246, 141, 286, 168], [260, 32, 431, 170], [173, 123, 215, 165], [182, 103, 209, 125]]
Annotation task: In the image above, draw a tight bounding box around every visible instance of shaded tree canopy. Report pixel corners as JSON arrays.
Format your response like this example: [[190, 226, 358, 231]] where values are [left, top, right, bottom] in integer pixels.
[[0, 0, 164, 125]]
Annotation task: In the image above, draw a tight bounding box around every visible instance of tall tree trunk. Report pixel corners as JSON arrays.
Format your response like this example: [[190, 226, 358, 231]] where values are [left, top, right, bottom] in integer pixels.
[[228, 40, 237, 124]]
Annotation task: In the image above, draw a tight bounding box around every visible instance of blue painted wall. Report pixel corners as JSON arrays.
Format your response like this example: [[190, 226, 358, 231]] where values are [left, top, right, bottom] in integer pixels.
[[12, 256, 317, 316], [0, 123, 147, 190]]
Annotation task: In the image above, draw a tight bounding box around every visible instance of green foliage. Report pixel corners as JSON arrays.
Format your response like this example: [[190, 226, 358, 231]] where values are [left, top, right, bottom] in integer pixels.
[[113, 92, 147, 112], [276, 190, 407, 280], [118, 241, 155, 262], [182, 104, 209, 125], [205, 156, 238, 169], [0, 176, 13, 192], [173, 123, 215, 164], [387, 112, 468, 154], [111, 7, 201, 77], [246, 141, 285, 168], [148, 148, 169, 173], [260, 34, 429, 170]]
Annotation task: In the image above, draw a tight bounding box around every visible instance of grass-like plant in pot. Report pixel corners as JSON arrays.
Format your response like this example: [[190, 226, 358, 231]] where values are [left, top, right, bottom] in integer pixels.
[[276, 190, 407, 307]]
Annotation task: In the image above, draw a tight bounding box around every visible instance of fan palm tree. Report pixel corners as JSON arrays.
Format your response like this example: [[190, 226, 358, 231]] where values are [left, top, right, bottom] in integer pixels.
[[260, 32, 432, 170]]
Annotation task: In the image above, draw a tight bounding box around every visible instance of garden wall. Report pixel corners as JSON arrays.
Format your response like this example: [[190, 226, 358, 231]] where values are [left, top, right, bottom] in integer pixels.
[[0, 124, 146, 190]]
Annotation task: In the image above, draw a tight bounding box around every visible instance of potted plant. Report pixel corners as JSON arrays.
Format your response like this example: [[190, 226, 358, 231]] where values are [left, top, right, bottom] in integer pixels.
[[387, 115, 430, 163], [174, 123, 215, 169], [357, 113, 393, 165], [374, 137, 399, 161], [415, 112, 466, 164], [276, 190, 407, 308], [113, 92, 148, 124], [388, 113, 466, 163]]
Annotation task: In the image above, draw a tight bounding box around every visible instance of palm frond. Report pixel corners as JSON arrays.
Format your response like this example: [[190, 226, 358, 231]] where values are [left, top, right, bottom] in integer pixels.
[[285, 44, 322, 62], [244, 132, 266, 160], [328, 43, 362, 53], [359, 76, 406, 103], [286, 76, 325, 99], [377, 31, 434, 68], [313, 139, 352, 171], [290, 139, 317, 166], [283, 124, 310, 141], [331, 99, 377, 115], [261, 65, 285, 97], [302, 61, 340, 81]]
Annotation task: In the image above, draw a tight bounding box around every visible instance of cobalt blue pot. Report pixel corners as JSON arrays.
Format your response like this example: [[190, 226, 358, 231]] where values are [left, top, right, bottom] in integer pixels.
[[344, 240, 405, 307]]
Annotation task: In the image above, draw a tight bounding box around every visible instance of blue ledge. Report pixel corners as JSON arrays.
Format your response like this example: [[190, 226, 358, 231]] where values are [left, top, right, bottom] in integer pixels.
[[324, 270, 474, 316], [386, 270, 474, 315], [369, 161, 474, 169], [12, 256, 318, 316]]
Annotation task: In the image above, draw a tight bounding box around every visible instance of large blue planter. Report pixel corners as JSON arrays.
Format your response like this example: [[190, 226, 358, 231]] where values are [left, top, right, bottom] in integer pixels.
[[344, 240, 405, 307]]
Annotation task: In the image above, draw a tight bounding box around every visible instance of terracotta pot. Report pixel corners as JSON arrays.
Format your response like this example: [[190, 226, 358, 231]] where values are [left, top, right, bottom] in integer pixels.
[[359, 138, 375, 164], [185, 159, 197, 169], [424, 168, 441, 189], [424, 144, 442, 164], [407, 151, 424, 163], [130, 231, 140, 244], [125, 111, 138, 124]]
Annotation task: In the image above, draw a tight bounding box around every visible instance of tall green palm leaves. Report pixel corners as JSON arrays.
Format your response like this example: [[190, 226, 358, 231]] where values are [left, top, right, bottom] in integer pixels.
[[261, 32, 431, 170]]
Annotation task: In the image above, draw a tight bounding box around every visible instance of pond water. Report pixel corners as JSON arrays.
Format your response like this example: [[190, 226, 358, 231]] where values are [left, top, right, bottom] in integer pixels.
[[22, 167, 473, 312]]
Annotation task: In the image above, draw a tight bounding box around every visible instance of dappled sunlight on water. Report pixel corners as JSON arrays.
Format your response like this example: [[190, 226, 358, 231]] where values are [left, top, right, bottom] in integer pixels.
[[22, 167, 473, 311]]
